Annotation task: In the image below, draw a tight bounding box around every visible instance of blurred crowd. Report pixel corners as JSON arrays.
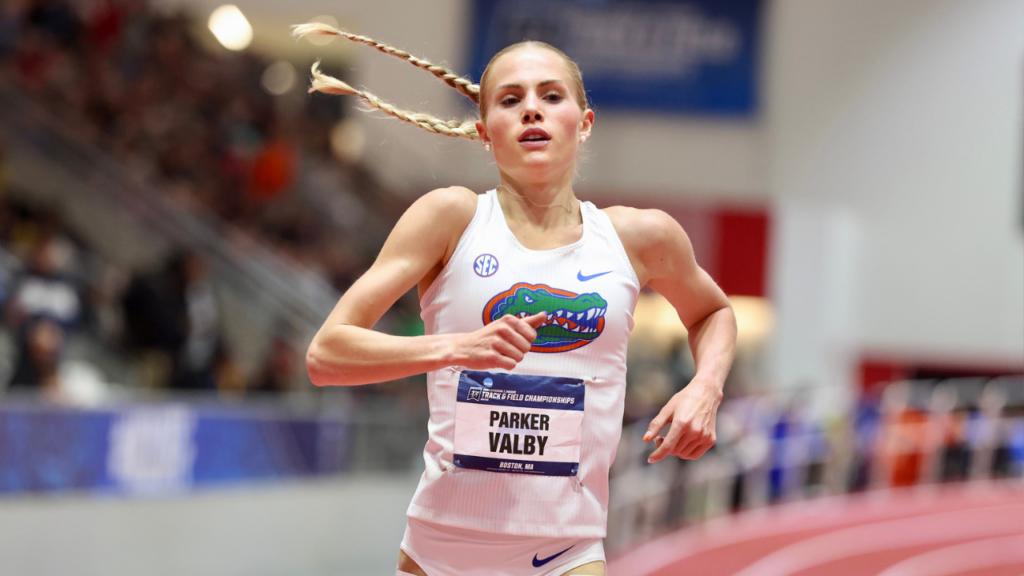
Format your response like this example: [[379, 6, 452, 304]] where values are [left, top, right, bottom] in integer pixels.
[[0, 181, 280, 398], [0, 0, 396, 288], [0, 0, 431, 399]]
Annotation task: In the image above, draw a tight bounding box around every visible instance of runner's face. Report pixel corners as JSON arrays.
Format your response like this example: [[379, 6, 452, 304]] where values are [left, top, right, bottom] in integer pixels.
[[478, 48, 593, 184]]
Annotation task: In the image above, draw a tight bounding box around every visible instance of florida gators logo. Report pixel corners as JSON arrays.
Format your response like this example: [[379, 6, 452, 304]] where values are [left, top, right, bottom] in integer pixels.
[[482, 283, 607, 353]]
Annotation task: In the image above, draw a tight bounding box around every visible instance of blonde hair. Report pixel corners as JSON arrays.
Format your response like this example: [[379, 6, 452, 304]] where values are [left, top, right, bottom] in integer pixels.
[[292, 23, 587, 141]]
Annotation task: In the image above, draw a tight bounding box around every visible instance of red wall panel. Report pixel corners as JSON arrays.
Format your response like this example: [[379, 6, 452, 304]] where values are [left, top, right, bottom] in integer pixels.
[[715, 210, 769, 297]]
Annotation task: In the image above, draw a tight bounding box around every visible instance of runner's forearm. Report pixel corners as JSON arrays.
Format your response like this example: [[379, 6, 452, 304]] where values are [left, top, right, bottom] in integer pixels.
[[686, 305, 737, 395], [306, 325, 455, 386]]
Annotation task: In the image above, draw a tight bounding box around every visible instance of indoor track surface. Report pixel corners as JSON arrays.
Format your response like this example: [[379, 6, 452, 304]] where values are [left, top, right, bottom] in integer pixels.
[[608, 482, 1024, 576]]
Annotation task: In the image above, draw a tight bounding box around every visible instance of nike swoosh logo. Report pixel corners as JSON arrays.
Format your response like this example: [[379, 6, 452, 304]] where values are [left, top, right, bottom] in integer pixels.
[[533, 545, 574, 567], [577, 270, 612, 281]]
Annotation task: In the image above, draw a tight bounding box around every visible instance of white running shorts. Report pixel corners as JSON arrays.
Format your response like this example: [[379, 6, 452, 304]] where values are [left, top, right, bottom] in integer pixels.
[[397, 517, 605, 576]]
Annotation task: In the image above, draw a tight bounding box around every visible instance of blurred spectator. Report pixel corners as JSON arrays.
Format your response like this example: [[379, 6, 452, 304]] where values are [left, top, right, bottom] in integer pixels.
[[249, 332, 298, 393], [0, 1, 26, 57], [171, 251, 220, 389], [848, 389, 882, 491], [27, 0, 80, 46], [1005, 419, 1024, 477], [7, 315, 64, 393], [121, 262, 178, 388], [0, 190, 125, 402], [0, 202, 84, 399], [5, 230, 82, 330], [0, 137, 7, 194], [121, 250, 227, 390], [939, 410, 970, 481], [86, 0, 125, 54], [248, 122, 298, 203], [880, 405, 927, 488]]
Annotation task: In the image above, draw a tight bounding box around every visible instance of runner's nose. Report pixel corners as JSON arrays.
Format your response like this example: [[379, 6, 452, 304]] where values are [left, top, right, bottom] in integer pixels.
[[522, 94, 542, 123]]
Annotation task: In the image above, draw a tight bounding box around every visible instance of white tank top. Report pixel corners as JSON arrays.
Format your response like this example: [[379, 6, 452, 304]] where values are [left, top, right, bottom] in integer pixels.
[[407, 189, 640, 538]]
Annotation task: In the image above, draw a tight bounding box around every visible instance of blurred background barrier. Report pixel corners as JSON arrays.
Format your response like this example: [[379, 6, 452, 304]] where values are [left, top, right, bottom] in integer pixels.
[[0, 402, 349, 493], [0, 0, 1021, 574], [0, 393, 437, 494], [604, 376, 1024, 553]]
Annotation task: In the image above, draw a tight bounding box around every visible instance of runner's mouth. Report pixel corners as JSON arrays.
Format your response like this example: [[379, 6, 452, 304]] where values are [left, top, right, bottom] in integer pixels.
[[518, 128, 551, 143]]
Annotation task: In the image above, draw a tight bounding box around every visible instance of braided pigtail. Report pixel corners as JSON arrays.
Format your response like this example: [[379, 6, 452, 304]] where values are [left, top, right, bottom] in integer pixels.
[[307, 62, 479, 140], [292, 22, 480, 104]]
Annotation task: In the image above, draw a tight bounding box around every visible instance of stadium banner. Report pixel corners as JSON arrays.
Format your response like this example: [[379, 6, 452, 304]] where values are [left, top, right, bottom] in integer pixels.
[[468, 0, 760, 115], [0, 405, 349, 495], [0, 408, 117, 493]]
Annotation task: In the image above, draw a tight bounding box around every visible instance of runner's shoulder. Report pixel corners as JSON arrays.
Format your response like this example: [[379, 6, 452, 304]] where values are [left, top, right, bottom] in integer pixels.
[[412, 186, 479, 223], [398, 186, 480, 255], [602, 205, 682, 252]]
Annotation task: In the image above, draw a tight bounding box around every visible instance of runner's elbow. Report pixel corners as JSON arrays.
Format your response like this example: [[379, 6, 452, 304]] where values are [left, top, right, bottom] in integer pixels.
[[305, 343, 329, 386], [305, 339, 353, 387]]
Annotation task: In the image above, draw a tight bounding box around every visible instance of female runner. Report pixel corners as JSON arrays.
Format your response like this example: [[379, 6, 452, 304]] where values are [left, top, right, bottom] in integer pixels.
[[296, 23, 737, 576]]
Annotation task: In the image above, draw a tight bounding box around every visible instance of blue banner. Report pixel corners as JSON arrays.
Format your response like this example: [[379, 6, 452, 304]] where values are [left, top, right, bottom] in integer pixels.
[[468, 0, 760, 115], [0, 409, 116, 493], [0, 405, 350, 495]]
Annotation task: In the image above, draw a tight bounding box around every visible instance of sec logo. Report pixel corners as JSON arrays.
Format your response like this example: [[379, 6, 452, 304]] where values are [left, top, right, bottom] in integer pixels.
[[473, 254, 499, 277]]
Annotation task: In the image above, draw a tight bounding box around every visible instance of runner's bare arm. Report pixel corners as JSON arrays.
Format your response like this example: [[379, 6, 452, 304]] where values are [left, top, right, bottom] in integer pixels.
[[307, 187, 546, 386], [606, 207, 737, 461]]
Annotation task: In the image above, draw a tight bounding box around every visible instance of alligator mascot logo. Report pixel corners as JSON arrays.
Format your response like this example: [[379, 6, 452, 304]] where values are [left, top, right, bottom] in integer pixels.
[[482, 283, 607, 353]]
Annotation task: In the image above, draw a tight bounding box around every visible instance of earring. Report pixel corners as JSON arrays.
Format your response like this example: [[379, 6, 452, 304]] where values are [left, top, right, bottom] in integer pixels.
[[484, 144, 491, 151]]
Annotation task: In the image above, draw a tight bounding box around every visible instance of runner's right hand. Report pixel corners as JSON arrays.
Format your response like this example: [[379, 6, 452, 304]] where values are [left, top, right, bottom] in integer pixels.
[[450, 312, 547, 370]]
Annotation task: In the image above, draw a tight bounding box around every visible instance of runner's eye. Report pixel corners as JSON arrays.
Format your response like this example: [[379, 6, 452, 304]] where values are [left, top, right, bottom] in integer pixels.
[[544, 92, 563, 102], [500, 95, 520, 106]]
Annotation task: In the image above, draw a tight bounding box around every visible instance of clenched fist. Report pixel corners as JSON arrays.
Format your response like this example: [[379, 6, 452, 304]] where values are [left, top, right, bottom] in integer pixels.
[[451, 312, 547, 371]]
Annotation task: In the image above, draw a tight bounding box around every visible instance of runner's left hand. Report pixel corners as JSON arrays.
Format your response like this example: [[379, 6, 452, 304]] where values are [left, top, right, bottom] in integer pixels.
[[643, 380, 723, 462]]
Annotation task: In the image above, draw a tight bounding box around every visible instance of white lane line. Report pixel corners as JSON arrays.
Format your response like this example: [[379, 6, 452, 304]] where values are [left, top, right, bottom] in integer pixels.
[[873, 535, 1024, 576], [730, 504, 1024, 576]]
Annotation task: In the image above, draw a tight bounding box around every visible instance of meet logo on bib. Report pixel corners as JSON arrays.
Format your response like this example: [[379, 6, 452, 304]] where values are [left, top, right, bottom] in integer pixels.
[[482, 283, 607, 353]]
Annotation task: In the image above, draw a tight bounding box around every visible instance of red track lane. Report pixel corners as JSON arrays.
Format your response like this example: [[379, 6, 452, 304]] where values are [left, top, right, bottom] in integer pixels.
[[952, 569, 1024, 576], [608, 481, 1024, 576], [954, 565, 1024, 573]]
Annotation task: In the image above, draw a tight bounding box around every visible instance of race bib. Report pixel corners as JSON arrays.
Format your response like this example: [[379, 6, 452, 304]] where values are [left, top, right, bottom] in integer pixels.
[[453, 370, 585, 476]]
